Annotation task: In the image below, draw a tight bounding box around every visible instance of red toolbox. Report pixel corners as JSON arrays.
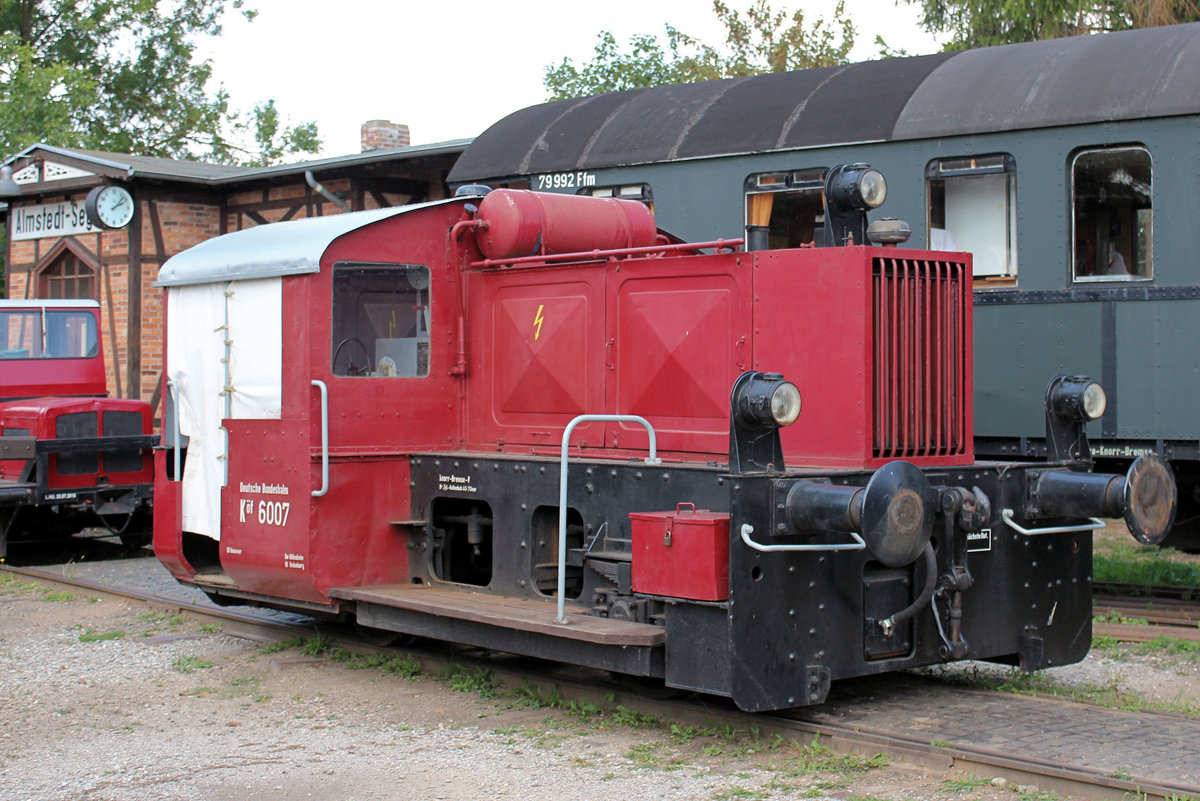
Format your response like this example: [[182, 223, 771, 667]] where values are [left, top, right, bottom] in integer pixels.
[[629, 503, 731, 601]]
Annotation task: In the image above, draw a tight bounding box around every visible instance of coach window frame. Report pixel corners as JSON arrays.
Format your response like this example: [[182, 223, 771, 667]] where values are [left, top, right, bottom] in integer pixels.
[[330, 261, 432, 379], [925, 154, 1018, 285], [580, 183, 654, 213], [743, 168, 827, 249], [1070, 145, 1153, 283]]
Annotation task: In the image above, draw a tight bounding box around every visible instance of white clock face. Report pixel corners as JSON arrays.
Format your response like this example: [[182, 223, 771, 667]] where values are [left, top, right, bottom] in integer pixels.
[[87, 185, 134, 229]]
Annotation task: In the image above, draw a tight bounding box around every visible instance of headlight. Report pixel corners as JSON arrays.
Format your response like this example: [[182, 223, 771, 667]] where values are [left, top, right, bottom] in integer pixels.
[[858, 169, 887, 208], [826, 164, 887, 212], [1046, 375, 1107, 422], [769, 382, 803, 426], [734, 372, 802, 429]]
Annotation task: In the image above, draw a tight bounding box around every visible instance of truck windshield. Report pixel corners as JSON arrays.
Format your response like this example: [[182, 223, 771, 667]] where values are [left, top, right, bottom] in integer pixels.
[[0, 309, 99, 360]]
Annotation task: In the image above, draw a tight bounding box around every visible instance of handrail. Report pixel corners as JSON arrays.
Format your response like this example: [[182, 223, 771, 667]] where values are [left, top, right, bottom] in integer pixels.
[[167, 379, 181, 482], [311, 380, 329, 497], [739, 523, 867, 552], [473, 238, 745, 269], [1001, 508, 1105, 535], [557, 414, 659, 624]]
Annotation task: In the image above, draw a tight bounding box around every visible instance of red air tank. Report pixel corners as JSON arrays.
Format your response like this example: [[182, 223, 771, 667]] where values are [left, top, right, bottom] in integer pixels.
[[474, 188, 658, 260]]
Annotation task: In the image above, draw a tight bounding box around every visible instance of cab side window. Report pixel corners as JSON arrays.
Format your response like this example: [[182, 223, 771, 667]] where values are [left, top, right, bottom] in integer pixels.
[[331, 262, 431, 377], [1071, 146, 1152, 281], [926, 154, 1017, 283]]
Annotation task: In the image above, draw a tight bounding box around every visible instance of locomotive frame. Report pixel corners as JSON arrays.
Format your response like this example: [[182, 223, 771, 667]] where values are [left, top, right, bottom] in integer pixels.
[[445, 22, 1200, 550], [154, 185, 1175, 712]]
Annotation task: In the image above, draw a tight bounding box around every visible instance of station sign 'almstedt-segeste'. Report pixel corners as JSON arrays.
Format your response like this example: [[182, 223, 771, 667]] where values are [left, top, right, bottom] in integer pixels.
[[11, 200, 101, 241]]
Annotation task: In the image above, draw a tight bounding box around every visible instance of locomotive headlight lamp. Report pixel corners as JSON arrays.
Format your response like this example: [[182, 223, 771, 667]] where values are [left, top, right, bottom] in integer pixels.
[[734, 372, 802, 429], [1046, 374, 1107, 422], [826, 164, 887, 212]]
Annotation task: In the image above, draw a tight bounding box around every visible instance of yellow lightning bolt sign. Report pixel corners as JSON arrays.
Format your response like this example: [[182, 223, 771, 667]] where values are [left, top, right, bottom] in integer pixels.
[[533, 304, 545, 340]]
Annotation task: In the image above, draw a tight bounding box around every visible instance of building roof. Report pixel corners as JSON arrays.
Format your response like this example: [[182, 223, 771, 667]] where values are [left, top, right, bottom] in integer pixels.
[[447, 23, 1200, 182], [5, 139, 473, 187]]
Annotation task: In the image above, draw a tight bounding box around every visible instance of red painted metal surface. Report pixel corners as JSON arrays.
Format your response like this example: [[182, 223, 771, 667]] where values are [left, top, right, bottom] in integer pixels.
[[754, 247, 973, 468], [607, 253, 751, 454], [630, 506, 730, 601], [0, 396, 153, 487], [152, 448, 187, 576], [871, 255, 971, 461], [0, 305, 107, 401], [474, 189, 657, 260]]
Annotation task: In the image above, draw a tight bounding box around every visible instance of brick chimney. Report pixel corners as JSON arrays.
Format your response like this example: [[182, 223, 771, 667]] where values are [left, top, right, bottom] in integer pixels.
[[361, 120, 411, 151]]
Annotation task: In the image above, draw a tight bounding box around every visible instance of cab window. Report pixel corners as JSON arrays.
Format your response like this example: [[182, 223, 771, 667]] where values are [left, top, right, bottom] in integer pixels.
[[331, 263, 430, 377], [926, 154, 1017, 282], [744, 169, 826, 249], [1071, 146, 1152, 281], [0, 309, 97, 359]]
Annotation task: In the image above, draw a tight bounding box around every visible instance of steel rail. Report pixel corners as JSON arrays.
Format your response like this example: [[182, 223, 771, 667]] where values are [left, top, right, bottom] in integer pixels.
[[5, 562, 1198, 801]]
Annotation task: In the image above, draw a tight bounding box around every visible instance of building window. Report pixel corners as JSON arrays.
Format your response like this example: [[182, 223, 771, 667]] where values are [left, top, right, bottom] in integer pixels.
[[744, 169, 826, 249], [1072, 146, 1152, 281], [38, 250, 96, 299], [926, 154, 1017, 282], [331, 262, 431, 377]]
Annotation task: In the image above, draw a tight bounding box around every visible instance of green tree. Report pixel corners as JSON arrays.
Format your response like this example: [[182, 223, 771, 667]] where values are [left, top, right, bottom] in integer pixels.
[[0, 0, 321, 163], [543, 0, 856, 100], [908, 0, 1200, 49]]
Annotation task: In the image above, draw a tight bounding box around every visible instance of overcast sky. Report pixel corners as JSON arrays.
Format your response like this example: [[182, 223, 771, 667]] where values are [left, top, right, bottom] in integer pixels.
[[201, 0, 942, 157]]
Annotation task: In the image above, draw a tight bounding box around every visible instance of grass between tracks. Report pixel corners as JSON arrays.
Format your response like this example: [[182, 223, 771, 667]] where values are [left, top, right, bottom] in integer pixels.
[[258, 634, 895, 798]]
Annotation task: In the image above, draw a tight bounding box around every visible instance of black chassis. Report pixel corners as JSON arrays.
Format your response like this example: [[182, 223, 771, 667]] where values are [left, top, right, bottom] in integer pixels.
[[401, 451, 1094, 713], [0, 433, 157, 556]]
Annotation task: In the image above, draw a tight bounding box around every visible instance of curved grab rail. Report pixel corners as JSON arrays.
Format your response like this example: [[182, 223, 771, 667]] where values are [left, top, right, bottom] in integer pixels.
[[1001, 508, 1104, 535], [311, 380, 329, 497], [557, 414, 658, 624], [739, 523, 867, 553]]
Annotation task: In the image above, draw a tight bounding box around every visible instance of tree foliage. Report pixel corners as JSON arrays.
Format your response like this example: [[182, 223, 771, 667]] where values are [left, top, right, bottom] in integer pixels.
[[0, 0, 321, 164], [908, 0, 1200, 49], [543, 0, 856, 100]]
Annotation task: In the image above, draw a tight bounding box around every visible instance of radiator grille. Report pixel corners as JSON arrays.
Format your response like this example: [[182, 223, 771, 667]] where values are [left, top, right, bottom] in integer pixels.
[[872, 257, 969, 460]]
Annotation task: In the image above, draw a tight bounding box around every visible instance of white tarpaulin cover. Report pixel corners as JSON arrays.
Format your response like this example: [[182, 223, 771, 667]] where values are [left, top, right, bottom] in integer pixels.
[[167, 278, 282, 540]]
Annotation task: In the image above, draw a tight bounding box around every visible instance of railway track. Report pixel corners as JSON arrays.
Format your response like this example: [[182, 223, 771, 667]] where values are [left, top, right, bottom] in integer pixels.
[[4, 558, 1199, 801], [1094, 585, 1200, 643]]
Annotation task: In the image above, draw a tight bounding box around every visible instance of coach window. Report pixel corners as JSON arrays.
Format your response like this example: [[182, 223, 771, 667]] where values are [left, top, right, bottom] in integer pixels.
[[582, 183, 653, 212], [1071, 146, 1152, 281], [926, 155, 1017, 282], [331, 262, 431, 378], [744, 169, 826, 249]]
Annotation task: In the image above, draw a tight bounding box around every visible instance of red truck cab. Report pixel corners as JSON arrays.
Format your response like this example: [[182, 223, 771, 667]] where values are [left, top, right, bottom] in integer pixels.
[[0, 300, 155, 556]]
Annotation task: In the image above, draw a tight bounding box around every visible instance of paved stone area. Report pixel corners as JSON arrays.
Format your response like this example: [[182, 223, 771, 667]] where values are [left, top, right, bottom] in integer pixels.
[[25, 556, 1200, 792]]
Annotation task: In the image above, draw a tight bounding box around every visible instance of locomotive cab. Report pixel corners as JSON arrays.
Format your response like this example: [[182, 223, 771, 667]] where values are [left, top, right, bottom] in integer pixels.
[[154, 176, 1175, 712]]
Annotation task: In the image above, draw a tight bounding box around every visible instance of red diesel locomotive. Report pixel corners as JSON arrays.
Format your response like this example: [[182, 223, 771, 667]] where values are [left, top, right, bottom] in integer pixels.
[[1, 299, 155, 556], [154, 169, 1175, 712]]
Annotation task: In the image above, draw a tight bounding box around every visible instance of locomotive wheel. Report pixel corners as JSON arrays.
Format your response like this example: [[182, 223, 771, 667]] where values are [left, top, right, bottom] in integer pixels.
[[609, 672, 687, 700], [353, 621, 414, 647]]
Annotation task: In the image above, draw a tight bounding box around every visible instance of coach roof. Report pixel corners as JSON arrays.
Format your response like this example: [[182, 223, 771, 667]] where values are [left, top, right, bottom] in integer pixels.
[[448, 22, 1200, 182]]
